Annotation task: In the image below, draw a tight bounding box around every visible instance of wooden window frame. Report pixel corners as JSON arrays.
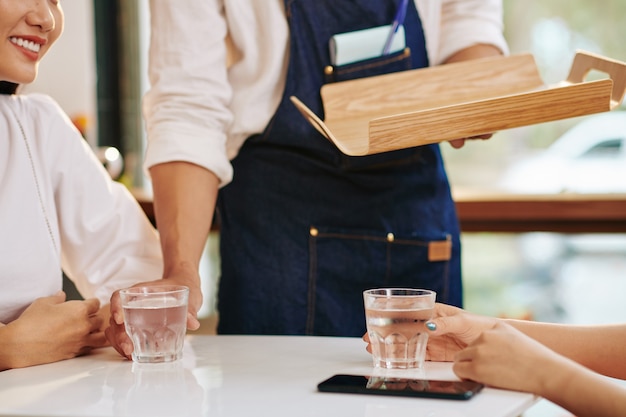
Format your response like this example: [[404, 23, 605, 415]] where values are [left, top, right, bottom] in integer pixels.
[[134, 189, 626, 234], [454, 191, 626, 233]]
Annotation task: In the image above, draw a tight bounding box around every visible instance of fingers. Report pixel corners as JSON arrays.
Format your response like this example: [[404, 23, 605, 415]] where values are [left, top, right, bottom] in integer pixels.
[[86, 331, 109, 349], [448, 139, 466, 149], [87, 313, 104, 334], [426, 314, 465, 337], [362, 333, 372, 354], [427, 304, 499, 347], [42, 290, 67, 304], [187, 312, 200, 331], [110, 290, 124, 325], [64, 299, 103, 333], [452, 357, 475, 381], [472, 133, 493, 140], [187, 289, 203, 325], [448, 133, 494, 149], [454, 345, 476, 363], [433, 302, 463, 317], [186, 294, 201, 329], [104, 328, 126, 358], [104, 319, 133, 360], [451, 322, 514, 382], [82, 297, 101, 316]]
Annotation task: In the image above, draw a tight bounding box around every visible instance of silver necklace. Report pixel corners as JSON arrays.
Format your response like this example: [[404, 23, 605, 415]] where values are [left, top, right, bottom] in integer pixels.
[[8, 102, 59, 253]]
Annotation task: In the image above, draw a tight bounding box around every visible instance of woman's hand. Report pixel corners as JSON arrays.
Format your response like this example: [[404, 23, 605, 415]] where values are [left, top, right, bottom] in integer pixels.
[[363, 303, 498, 362], [0, 291, 105, 370], [422, 303, 498, 361], [454, 323, 626, 417], [453, 321, 568, 393], [106, 274, 203, 359]]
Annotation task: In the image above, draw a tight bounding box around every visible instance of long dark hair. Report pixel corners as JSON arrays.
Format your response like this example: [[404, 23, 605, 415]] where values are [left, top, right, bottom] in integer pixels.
[[0, 81, 19, 95]]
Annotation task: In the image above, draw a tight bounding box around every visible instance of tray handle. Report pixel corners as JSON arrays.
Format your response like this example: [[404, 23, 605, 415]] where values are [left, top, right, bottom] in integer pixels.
[[566, 50, 626, 109]]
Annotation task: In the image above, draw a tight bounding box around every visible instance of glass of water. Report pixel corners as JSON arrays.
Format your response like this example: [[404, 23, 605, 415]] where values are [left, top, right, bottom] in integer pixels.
[[119, 285, 189, 363], [363, 288, 436, 369]]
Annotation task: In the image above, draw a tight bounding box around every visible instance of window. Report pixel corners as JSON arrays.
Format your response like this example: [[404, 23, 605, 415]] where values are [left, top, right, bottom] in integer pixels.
[[449, 2, 626, 335], [443, 1, 626, 194]]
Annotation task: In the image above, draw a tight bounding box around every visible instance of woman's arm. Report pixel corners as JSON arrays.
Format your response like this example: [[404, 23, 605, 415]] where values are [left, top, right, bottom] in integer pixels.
[[427, 303, 626, 379], [372, 303, 626, 416], [503, 319, 626, 380], [454, 322, 626, 417]]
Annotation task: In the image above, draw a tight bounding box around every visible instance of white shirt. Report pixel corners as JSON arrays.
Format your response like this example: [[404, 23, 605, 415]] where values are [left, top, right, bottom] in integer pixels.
[[0, 94, 162, 323], [143, 0, 508, 186]]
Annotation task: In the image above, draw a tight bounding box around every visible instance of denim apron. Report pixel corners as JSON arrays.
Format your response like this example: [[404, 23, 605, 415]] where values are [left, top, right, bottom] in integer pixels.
[[216, 0, 462, 336]]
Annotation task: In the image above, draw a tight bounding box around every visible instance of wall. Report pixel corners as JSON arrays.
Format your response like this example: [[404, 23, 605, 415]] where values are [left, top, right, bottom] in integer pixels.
[[23, 1, 97, 146]]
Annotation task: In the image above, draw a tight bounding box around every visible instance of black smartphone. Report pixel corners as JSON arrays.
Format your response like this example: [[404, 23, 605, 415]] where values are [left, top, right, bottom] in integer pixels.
[[317, 374, 484, 400]]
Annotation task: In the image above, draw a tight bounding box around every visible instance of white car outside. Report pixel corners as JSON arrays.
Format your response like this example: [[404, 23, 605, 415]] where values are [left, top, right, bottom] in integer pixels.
[[499, 112, 626, 194]]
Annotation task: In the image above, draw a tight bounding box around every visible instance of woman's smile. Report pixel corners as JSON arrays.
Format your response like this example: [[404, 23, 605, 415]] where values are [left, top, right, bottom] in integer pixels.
[[9, 35, 45, 61]]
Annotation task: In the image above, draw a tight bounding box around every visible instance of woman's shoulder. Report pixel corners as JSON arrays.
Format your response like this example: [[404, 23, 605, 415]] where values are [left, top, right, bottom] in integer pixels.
[[17, 93, 64, 114], [3, 93, 86, 163], [13, 94, 79, 139], [1, 93, 65, 121]]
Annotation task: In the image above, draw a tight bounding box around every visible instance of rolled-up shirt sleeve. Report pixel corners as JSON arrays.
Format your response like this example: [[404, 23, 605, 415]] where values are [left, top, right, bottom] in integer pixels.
[[143, 0, 234, 186], [421, 0, 509, 66]]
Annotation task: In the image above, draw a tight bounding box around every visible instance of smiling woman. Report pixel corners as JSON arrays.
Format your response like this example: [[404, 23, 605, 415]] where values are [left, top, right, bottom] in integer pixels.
[[0, 0, 162, 371], [0, 0, 62, 86]]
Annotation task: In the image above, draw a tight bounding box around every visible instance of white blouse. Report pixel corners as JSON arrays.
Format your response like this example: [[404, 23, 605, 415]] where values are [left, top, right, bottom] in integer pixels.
[[143, 0, 509, 186], [0, 94, 162, 323]]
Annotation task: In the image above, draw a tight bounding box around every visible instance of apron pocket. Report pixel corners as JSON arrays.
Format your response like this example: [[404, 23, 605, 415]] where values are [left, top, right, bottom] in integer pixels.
[[324, 47, 412, 84], [306, 225, 451, 336]]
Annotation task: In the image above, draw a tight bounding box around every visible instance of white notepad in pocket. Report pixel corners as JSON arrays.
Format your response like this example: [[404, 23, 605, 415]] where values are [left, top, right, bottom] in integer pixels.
[[329, 24, 406, 66]]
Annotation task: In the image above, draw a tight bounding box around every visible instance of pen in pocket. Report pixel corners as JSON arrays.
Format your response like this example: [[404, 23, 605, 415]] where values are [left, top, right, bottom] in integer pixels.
[[382, 0, 409, 55]]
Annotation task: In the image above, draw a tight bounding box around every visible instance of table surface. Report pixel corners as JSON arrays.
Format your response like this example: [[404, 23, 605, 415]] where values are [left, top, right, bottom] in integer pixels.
[[0, 335, 537, 417]]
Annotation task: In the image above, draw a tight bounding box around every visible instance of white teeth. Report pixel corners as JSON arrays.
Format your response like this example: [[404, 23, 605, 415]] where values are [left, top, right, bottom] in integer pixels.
[[9, 37, 41, 53]]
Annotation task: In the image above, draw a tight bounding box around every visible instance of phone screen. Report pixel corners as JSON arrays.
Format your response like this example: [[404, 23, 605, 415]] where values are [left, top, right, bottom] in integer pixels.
[[317, 374, 484, 400]]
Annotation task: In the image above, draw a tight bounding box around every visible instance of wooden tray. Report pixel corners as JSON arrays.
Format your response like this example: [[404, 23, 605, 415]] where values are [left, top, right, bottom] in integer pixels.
[[290, 50, 626, 156]]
